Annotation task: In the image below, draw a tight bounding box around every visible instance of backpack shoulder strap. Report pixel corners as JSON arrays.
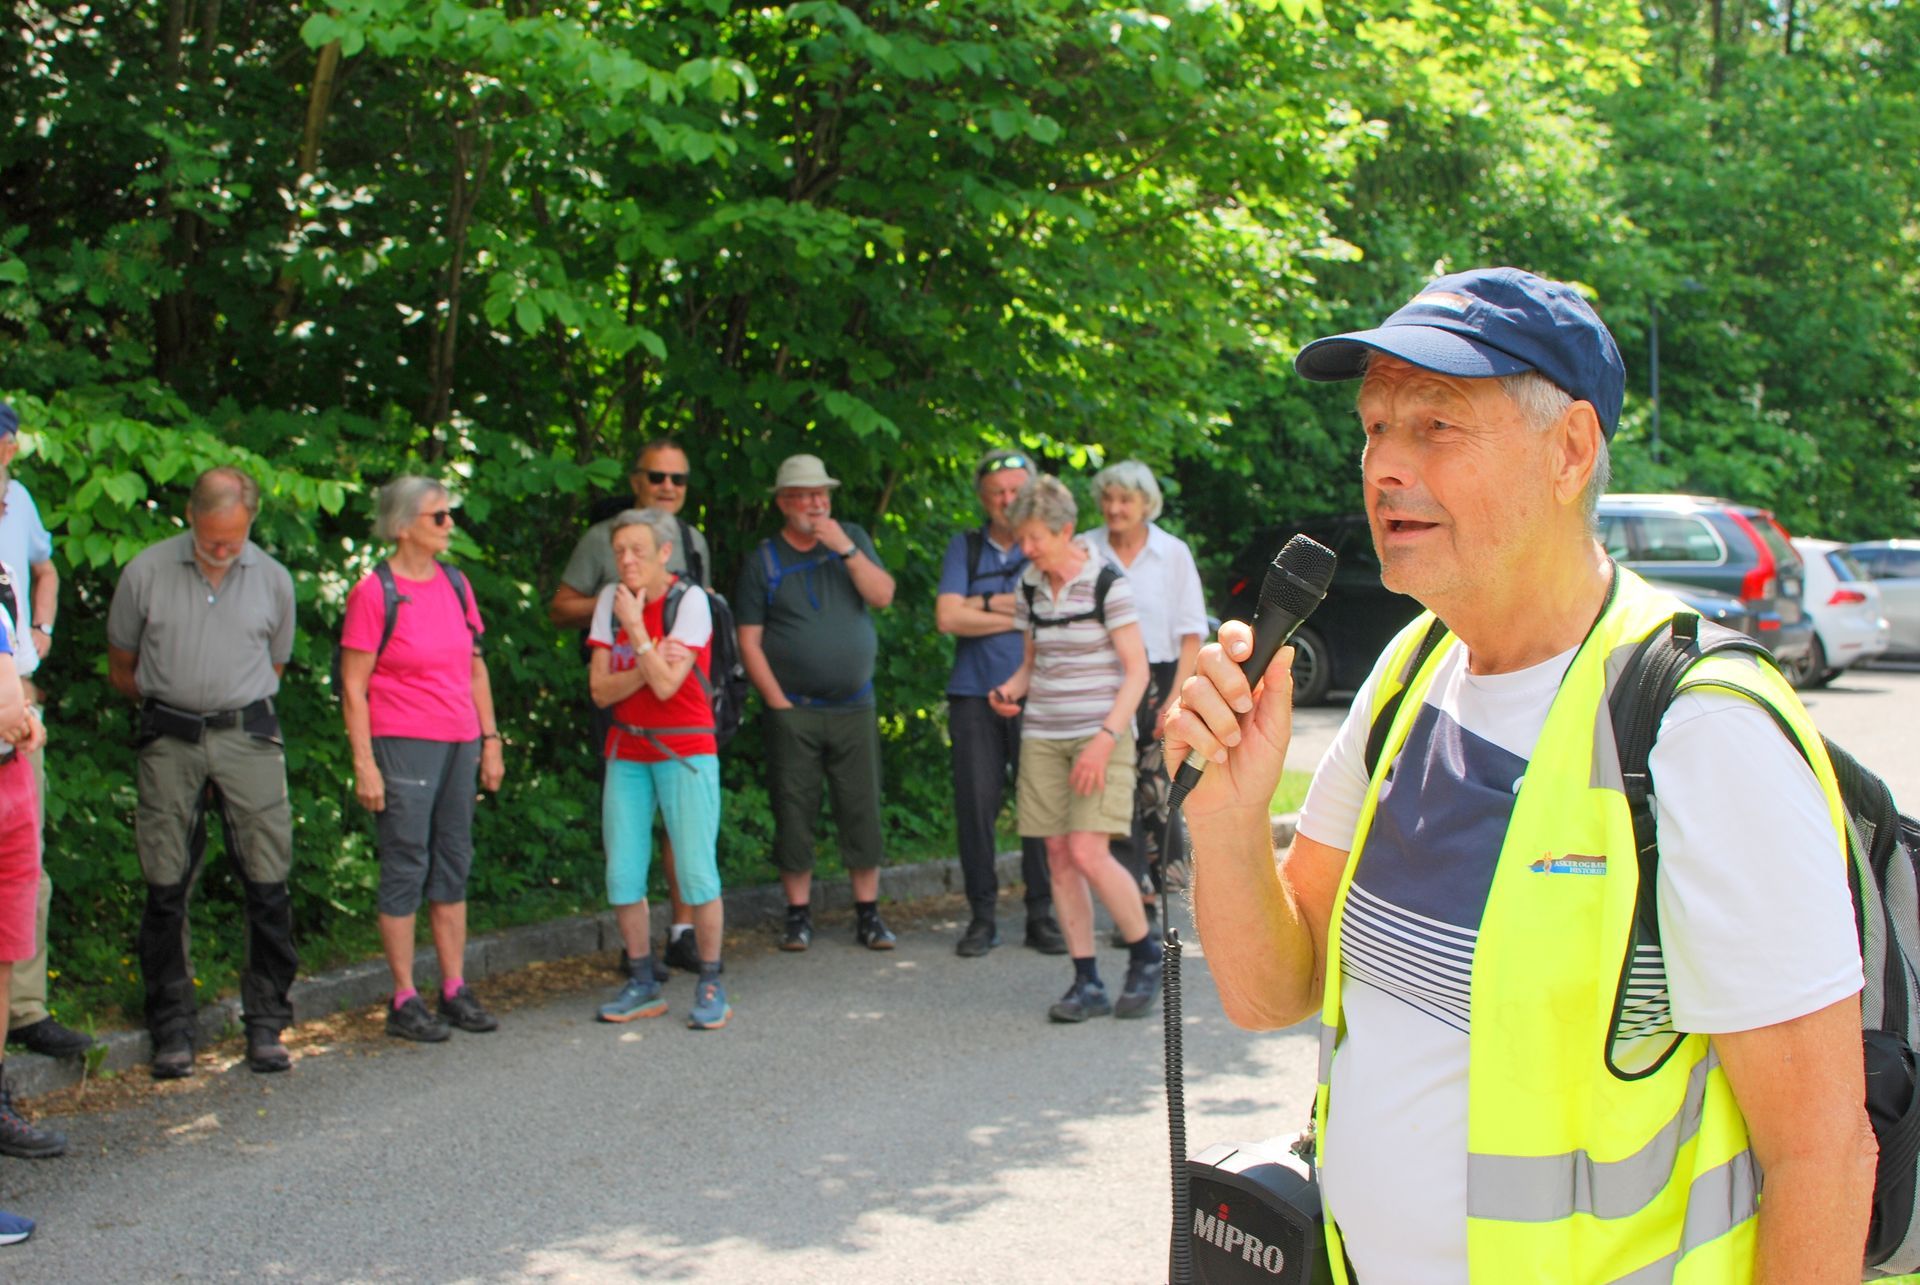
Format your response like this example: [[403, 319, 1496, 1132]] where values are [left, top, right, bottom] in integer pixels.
[[1363, 615, 1449, 779], [1092, 562, 1120, 624], [676, 517, 706, 587], [1021, 579, 1037, 627], [660, 579, 687, 636], [1610, 612, 1784, 947], [759, 539, 781, 607], [965, 529, 986, 581], [439, 563, 480, 653], [374, 562, 405, 658]]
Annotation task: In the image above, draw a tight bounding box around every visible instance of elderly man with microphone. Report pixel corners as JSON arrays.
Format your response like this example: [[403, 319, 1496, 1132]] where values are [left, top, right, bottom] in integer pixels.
[[1168, 268, 1871, 1282]]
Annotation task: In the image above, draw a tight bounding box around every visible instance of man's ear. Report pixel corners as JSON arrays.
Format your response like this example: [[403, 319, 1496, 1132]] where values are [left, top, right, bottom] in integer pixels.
[[1552, 402, 1604, 509]]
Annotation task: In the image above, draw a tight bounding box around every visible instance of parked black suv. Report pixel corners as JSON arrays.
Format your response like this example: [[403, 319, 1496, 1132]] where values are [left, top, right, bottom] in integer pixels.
[[1220, 513, 1759, 706]]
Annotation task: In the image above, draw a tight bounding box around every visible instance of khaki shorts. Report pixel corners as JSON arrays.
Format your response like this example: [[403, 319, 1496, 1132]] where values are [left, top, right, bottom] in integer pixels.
[[1017, 733, 1136, 838]]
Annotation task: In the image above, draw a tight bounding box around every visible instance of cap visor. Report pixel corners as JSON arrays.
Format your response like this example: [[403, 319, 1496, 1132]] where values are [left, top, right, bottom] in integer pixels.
[[1294, 326, 1535, 383]]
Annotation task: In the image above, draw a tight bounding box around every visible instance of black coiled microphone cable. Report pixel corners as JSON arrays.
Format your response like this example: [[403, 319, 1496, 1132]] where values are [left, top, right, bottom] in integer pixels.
[[1162, 807, 1193, 1285]]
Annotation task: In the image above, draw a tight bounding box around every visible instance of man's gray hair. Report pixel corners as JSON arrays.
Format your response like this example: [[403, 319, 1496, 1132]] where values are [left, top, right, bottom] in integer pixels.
[[1090, 459, 1165, 522], [374, 475, 449, 542], [1007, 474, 1077, 534], [188, 467, 261, 517], [1497, 370, 1611, 520], [609, 507, 676, 553]]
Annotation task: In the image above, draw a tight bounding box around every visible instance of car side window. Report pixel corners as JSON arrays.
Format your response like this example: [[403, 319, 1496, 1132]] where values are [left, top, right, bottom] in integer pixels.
[[1892, 550, 1920, 579], [1633, 514, 1721, 563], [1598, 515, 1632, 560]]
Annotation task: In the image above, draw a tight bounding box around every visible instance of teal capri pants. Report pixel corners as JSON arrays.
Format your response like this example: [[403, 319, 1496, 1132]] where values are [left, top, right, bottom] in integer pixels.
[[602, 755, 722, 906]]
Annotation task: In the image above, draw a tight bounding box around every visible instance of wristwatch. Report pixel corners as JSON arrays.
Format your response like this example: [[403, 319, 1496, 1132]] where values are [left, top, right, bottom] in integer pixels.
[[633, 637, 654, 656], [31, 622, 50, 638]]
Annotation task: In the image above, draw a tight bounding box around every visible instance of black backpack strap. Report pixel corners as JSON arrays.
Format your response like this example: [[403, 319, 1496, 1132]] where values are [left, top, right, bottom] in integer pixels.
[[676, 516, 706, 588], [374, 562, 405, 659], [439, 563, 481, 654], [1021, 579, 1036, 629], [1092, 562, 1120, 624], [965, 529, 986, 583], [1363, 616, 1449, 779], [1609, 612, 1781, 947], [656, 580, 714, 700]]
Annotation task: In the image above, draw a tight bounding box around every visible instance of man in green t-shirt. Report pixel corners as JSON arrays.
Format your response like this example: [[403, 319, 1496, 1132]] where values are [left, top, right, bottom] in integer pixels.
[[734, 454, 897, 953]]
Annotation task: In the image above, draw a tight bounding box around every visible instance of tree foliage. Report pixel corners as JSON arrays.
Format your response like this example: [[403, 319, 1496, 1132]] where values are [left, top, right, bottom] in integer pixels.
[[1, 0, 1914, 1016]]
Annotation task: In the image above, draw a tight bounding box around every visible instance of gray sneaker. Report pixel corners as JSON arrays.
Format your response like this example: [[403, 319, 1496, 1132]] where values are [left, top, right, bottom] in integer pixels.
[[686, 977, 731, 1030], [438, 985, 498, 1033], [598, 975, 668, 1023], [386, 995, 451, 1043], [1048, 978, 1112, 1023]]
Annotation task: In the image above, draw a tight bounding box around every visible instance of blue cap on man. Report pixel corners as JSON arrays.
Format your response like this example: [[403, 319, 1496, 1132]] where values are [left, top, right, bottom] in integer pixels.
[[0, 403, 16, 438], [1293, 267, 1627, 439]]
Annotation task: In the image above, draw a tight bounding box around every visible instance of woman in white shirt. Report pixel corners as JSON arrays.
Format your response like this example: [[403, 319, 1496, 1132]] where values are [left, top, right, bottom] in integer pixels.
[[1083, 461, 1209, 927]]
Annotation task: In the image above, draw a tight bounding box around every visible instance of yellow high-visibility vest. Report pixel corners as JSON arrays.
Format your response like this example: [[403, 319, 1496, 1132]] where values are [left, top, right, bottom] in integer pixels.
[[1314, 566, 1848, 1283]]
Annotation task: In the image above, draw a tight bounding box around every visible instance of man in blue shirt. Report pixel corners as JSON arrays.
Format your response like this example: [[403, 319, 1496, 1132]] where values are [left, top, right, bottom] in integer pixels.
[[934, 449, 1065, 958], [0, 404, 88, 1080]]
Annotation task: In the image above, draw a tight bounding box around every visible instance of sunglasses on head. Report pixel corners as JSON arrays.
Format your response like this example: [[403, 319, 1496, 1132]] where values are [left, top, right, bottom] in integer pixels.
[[426, 509, 452, 527], [976, 454, 1030, 480], [646, 470, 689, 486]]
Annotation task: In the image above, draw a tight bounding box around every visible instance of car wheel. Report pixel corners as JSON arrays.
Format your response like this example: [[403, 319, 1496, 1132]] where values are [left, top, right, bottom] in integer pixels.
[[1290, 625, 1333, 706], [1802, 636, 1835, 688]]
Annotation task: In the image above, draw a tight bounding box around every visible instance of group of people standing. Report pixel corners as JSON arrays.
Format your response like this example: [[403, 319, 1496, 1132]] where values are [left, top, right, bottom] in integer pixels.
[[0, 416, 1206, 1244]]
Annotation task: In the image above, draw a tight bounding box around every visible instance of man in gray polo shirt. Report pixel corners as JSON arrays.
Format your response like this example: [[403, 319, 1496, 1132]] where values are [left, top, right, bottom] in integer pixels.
[[106, 467, 299, 1080]]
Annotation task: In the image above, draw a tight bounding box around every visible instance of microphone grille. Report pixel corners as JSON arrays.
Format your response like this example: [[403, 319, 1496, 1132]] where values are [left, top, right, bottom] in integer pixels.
[[1259, 534, 1337, 615]]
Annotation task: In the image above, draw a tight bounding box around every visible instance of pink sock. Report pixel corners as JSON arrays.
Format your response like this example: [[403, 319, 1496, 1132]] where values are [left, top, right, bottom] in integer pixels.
[[392, 987, 419, 1010], [441, 977, 464, 1001]]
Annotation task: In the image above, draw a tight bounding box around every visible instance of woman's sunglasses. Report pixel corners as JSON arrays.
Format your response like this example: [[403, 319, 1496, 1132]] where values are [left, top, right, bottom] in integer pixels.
[[426, 509, 453, 527]]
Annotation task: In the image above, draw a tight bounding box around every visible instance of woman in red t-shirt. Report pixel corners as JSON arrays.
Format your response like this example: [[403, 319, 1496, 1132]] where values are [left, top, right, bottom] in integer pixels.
[[339, 476, 505, 1044], [587, 509, 729, 1031]]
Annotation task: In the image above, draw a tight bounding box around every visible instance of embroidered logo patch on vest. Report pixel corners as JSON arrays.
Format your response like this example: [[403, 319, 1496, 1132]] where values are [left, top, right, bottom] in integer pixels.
[[1529, 853, 1607, 876]]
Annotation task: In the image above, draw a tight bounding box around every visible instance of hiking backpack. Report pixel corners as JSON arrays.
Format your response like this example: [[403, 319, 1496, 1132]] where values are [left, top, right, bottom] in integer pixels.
[[1611, 613, 1920, 1278], [658, 578, 747, 749], [331, 562, 479, 700]]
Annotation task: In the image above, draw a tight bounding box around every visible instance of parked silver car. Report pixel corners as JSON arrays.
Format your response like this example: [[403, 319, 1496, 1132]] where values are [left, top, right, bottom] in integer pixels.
[[1791, 538, 1890, 685], [1847, 540, 1920, 659]]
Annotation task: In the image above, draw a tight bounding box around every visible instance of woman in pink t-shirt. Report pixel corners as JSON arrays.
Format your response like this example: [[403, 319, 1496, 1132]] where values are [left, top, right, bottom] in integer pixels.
[[339, 476, 505, 1045]]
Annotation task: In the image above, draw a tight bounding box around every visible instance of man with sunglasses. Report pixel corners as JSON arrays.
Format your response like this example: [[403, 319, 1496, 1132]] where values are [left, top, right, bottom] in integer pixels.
[[107, 468, 300, 1079], [550, 438, 713, 972], [934, 449, 1065, 957]]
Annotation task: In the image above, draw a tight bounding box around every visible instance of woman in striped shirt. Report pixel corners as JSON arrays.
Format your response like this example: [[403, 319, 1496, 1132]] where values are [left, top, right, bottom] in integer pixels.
[[989, 475, 1163, 1023]]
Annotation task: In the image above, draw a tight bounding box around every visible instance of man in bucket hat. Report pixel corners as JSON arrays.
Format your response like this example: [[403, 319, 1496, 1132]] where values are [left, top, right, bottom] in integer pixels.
[[1169, 267, 1871, 1280], [734, 454, 899, 952]]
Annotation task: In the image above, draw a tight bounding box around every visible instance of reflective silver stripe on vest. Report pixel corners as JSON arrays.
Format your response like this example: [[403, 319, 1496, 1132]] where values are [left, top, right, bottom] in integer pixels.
[[1467, 1052, 1731, 1222], [1601, 1151, 1760, 1284], [1318, 1020, 1337, 1084]]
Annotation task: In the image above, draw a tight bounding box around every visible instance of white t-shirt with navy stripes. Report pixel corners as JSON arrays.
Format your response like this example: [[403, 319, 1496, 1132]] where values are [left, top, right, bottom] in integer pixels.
[[1296, 639, 1862, 1284]]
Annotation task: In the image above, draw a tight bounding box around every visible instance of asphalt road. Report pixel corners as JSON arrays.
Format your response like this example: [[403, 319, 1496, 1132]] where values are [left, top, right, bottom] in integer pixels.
[[2, 908, 1317, 1283], [5, 663, 1912, 1283]]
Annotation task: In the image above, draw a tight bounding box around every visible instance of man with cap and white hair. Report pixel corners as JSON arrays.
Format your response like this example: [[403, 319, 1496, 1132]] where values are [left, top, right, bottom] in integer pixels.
[[0, 403, 90, 1089], [1169, 268, 1872, 1280], [734, 453, 898, 952]]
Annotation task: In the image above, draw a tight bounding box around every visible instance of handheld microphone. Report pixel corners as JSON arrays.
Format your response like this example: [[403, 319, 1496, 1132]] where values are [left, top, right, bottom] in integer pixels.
[[1168, 534, 1337, 808]]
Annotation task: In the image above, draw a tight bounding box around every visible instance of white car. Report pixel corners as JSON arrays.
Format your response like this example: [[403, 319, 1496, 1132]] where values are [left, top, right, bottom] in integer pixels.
[[1792, 538, 1891, 685], [1848, 540, 1920, 659]]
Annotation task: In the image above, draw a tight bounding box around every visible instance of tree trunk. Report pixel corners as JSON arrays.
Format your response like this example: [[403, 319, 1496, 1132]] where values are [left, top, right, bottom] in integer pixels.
[[423, 122, 495, 446], [272, 39, 344, 324]]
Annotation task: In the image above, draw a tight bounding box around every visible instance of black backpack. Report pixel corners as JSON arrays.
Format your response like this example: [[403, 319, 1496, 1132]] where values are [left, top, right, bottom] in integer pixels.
[[1021, 562, 1121, 630], [1612, 614, 1920, 1277], [331, 562, 479, 700], [658, 579, 747, 750]]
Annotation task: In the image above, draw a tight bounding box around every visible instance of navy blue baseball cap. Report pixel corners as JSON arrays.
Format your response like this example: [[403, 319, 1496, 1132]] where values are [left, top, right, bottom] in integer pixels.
[[1294, 267, 1626, 438], [0, 403, 15, 437]]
